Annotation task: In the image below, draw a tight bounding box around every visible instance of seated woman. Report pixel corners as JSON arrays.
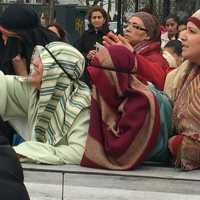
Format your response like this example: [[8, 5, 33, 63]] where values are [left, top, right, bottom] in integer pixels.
[[81, 45, 172, 170], [103, 11, 170, 90], [165, 9, 200, 171], [0, 41, 91, 165], [0, 4, 60, 144]]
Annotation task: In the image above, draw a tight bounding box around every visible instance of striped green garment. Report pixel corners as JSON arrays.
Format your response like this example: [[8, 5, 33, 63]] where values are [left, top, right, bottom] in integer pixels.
[[33, 42, 91, 145]]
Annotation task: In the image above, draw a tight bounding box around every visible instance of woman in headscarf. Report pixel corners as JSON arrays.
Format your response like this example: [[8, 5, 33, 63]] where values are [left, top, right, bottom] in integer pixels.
[[165, 9, 200, 171], [0, 4, 59, 76], [0, 4, 60, 144], [81, 45, 172, 170], [0, 41, 91, 164], [103, 12, 170, 91]]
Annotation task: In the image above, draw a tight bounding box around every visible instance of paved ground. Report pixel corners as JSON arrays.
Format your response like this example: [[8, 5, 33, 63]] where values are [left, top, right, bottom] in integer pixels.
[[23, 164, 200, 200]]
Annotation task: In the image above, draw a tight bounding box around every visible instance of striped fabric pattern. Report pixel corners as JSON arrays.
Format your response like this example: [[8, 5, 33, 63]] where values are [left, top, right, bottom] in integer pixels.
[[33, 42, 91, 145]]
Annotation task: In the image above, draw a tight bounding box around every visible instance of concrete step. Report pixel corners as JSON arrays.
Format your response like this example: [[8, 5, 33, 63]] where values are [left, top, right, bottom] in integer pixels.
[[23, 164, 200, 200], [25, 183, 200, 200]]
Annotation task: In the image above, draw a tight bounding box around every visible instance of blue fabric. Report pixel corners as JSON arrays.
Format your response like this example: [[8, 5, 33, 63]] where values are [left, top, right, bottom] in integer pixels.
[[147, 83, 173, 162], [12, 134, 24, 146]]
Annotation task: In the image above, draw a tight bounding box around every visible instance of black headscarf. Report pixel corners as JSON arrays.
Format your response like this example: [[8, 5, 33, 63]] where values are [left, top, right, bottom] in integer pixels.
[[0, 4, 60, 74]]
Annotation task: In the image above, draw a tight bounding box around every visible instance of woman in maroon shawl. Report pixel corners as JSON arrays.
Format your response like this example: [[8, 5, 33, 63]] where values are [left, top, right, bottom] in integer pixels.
[[103, 12, 170, 91], [81, 45, 172, 170]]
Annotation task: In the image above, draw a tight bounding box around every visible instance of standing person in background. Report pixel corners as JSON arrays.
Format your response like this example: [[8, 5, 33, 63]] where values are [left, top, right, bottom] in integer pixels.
[[75, 6, 110, 63], [161, 15, 179, 48]]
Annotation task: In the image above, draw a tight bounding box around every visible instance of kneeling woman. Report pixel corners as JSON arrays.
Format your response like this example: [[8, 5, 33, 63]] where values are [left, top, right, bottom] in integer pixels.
[[81, 45, 172, 170], [0, 42, 91, 164]]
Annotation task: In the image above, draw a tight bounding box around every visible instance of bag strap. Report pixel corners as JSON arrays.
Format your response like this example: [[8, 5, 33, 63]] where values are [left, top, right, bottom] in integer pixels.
[[43, 45, 74, 80]]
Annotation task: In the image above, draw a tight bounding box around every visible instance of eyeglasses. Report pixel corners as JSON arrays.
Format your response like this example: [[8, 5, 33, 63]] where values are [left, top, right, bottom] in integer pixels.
[[123, 23, 148, 32]]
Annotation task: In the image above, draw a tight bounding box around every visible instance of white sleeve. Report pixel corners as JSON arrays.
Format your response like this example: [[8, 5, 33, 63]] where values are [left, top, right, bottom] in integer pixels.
[[14, 108, 90, 165]]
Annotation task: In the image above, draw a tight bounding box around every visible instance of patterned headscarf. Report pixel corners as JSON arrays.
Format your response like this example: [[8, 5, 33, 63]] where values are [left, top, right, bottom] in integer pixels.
[[33, 41, 91, 145], [188, 9, 200, 29]]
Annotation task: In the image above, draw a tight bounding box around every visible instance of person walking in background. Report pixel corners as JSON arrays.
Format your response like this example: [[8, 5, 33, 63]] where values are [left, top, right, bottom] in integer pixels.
[[75, 6, 110, 63]]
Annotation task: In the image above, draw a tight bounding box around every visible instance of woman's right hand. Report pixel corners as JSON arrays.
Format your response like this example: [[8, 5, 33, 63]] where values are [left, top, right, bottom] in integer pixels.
[[29, 56, 43, 89], [86, 50, 97, 60], [103, 32, 134, 52]]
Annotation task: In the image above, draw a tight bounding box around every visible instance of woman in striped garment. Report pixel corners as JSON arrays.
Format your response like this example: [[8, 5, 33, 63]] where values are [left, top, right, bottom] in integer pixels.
[[0, 41, 91, 165]]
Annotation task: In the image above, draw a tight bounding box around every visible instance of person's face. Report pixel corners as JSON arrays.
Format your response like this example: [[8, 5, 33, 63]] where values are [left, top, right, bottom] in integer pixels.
[[123, 16, 149, 46], [90, 11, 106, 29], [40, 13, 48, 27], [164, 47, 183, 67], [165, 18, 178, 37], [181, 21, 200, 64], [178, 30, 187, 43]]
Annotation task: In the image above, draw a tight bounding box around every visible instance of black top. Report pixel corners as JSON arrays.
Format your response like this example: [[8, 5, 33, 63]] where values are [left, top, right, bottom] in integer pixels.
[[0, 143, 30, 200], [75, 27, 109, 61], [74, 27, 109, 86], [1, 28, 59, 75]]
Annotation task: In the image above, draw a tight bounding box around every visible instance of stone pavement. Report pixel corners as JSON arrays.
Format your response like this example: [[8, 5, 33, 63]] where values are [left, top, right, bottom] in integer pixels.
[[23, 164, 200, 200]]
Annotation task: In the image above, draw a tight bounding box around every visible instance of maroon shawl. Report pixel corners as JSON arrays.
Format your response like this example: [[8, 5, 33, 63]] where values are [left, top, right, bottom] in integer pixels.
[[81, 45, 160, 170]]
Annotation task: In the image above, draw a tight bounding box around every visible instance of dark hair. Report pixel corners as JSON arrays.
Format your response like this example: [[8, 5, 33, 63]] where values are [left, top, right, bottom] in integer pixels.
[[178, 16, 188, 26], [87, 6, 109, 30], [165, 14, 180, 25], [164, 39, 182, 56], [139, 6, 154, 15], [47, 23, 67, 42]]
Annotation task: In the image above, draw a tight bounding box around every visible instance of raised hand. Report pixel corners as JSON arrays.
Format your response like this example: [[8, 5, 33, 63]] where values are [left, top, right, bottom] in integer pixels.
[[86, 50, 97, 60], [103, 32, 133, 52]]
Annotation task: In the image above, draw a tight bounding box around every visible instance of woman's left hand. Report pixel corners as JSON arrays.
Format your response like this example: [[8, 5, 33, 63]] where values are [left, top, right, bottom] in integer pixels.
[[29, 56, 43, 89]]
